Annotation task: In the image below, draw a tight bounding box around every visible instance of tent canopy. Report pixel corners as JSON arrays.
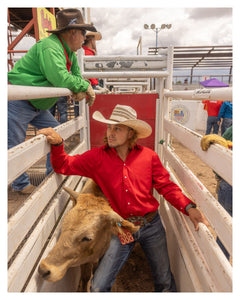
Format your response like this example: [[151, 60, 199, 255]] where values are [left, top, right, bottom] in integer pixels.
[[200, 77, 229, 87]]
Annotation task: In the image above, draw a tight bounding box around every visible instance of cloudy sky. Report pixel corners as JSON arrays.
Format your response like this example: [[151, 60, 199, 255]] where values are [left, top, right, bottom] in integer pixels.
[[90, 6, 232, 56], [9, 0, 234, 58]]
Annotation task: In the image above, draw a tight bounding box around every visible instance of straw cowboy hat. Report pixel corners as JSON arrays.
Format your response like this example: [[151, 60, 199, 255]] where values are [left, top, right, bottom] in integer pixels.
[[86, 31, 102, 40], [47, 8, 96, 33], [92, 104, 152, 139]]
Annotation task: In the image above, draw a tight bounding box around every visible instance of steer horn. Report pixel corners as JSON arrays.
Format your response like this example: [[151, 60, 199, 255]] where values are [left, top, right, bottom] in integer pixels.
[[63, 186, 79, 200]]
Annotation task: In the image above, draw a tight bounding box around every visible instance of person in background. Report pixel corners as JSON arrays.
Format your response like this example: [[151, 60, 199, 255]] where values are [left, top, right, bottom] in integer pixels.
[[74, 31, 101, 117], [202, 100, 223, 135], [200, 127, 232, 260], [216, 126, 232, 260], [74, 30, 109, 117], [217, 101, 232, 135], [38, 104, 209, 292], [83, 31, 102, 89], [8, 8, 96, 194]]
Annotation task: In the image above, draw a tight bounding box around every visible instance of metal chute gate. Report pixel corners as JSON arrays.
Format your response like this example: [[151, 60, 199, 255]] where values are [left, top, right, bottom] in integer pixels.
[[7, 46, 232, 292]]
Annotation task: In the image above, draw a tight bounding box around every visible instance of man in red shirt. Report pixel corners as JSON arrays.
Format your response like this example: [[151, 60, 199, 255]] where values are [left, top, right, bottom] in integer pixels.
[[38, 104, 209, 292], [74, 31, 108, 117], [82, 31, 102, 88], [202, 100, 223, 134]]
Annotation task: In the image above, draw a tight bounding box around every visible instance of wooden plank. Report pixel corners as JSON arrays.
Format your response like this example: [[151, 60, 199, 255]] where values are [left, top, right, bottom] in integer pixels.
[[8, 191, 70, 291], [161, 200, 217, 291], [164, 147, 232, 255], [169, 202, 231, 291], [24, 179, 87, 292], [160, 206, 203, 292], [8, 175, 82, 292], [164, 118, 232, 185], [8, 117, 85, 185], [8, 173, 65, 260], [190, 223, 232, 292], [8, 141, 87, 260], [161, 170, 232, 291]]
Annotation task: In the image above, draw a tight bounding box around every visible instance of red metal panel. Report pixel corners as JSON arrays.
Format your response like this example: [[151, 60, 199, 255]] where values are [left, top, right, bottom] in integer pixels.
[[89, 94, 158, 150]]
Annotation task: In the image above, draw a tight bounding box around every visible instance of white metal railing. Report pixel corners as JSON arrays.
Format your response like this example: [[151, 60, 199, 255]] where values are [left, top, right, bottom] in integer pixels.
[[8, 46, 232, 292], [7, 84, 104, 101], [8, 85, 72, 101], [154, 83, 232, 291], [164, 87, 232, 101], [8, 87, 90, 292], [79, 47, 232, 291]]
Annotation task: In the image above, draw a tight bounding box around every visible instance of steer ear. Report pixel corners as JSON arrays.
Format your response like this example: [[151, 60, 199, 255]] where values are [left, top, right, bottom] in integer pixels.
[[107, 211, 140, 235]]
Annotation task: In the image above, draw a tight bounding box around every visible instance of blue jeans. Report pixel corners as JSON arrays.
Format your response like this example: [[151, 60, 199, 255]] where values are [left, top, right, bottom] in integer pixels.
[[8, 100, 59, 191], [205, 116, 219, 135], [49, 96, 68, 124], [221, 118, 232, 135], [90, 213, 176, 292], [216, 179, 232, 260]]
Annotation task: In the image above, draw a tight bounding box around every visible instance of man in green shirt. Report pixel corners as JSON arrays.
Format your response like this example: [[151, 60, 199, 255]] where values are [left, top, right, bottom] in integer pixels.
[[8, 8, 96, 194]]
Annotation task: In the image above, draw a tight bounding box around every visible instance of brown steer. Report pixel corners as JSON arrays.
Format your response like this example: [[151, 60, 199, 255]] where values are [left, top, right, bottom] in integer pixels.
[[38, 179, 139, 291]]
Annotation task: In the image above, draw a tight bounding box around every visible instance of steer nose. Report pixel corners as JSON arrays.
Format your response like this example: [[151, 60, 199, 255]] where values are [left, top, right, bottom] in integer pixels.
[[38, 264, 51, 279]]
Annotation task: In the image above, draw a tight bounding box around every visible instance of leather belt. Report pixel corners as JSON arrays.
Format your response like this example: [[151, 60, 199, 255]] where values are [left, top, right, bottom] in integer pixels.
[[127, 210, 158, 228]]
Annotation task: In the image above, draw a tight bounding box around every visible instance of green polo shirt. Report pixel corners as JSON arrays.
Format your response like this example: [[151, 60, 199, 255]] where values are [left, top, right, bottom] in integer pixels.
[[8, 34, 89, 110]]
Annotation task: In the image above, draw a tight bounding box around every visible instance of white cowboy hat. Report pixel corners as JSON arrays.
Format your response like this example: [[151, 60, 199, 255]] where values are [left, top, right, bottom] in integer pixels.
[[92, 104, 152, 139], [86, 31, 102, 40]]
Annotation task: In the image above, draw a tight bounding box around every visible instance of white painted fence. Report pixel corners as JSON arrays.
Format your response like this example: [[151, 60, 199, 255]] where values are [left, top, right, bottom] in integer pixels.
[[155, 78, 232, 292], [7, 46, 232, 292], [8, 92, 90, 291]]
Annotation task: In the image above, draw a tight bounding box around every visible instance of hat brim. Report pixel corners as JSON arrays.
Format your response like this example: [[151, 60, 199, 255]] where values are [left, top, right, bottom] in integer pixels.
[[92, 111, 152, 139], [47, 24, 97, 33], [86, 31, 102, 40]]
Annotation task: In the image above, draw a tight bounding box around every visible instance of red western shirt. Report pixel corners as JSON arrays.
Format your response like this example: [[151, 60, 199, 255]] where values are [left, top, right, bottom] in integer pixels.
[[202, 100, 223, 116], [51, 144, 194, 219], [82, 46, 98, 86]]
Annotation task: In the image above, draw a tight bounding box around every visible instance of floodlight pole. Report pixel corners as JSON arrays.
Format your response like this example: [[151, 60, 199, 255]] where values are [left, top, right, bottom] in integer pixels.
[[144, 24, 172, 53]]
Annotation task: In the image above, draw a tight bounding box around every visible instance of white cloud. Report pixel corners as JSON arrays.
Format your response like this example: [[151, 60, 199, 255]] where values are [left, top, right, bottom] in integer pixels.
[[91, 7, 232, 56]]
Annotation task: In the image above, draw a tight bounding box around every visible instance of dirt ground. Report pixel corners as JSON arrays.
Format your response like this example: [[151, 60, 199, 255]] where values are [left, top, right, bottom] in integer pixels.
[[8, 137, 218, 292], [171, 137, 217, 199]]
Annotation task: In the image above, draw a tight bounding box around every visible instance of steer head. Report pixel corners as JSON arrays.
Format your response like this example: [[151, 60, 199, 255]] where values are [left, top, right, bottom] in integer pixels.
[[38, 186, 139, 282]]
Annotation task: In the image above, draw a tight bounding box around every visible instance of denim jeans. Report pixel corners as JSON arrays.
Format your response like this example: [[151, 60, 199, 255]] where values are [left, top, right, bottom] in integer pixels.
[[216, 179, 232, 260], [90, 213, 176, 292], [49, 96, 68, 124], [205, 116, 219, 135], [8, 100, 59, 191], [221, 118, 232, 135]]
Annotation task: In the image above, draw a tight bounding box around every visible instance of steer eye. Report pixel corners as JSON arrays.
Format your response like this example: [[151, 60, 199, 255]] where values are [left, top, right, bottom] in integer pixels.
[[81, 237, 92, 242]]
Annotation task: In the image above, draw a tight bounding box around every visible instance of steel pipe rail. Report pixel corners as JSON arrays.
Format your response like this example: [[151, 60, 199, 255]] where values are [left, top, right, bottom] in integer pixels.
[[8, 84, 103, 101], [82, 71, 169, 79], [83, 55, 167, 61], [164, 87, 232, 101], [8, 85, 72, 101]]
